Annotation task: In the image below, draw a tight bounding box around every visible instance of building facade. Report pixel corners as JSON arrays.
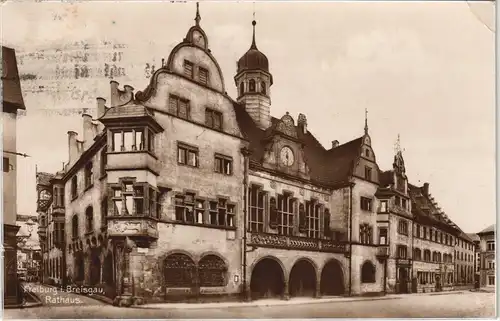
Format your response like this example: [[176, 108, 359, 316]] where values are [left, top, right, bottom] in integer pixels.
[[16, 214, 41, 282], [3, 46, 27, 306], [455, 232, 475, 288], [42, 5, 479, 304], [36, 171, 67, 286], [478, 224, 495, 288]]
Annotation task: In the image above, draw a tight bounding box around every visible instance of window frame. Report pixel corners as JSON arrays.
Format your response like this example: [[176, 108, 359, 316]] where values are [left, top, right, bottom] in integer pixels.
[[169, 94, 191, 120], [84, 161, 93, 190], [177, 143, 199, 168], [183, 59, 194, 78], [276, 193, 295, 236], [359, 223, 373, 244], [360, 197, 372, 212], [214, 154, 233, 175], [364, 166, 372, 181], [249, 186, 265, 232], [198, 66, 209, 85], [205, 108, 223, 131]]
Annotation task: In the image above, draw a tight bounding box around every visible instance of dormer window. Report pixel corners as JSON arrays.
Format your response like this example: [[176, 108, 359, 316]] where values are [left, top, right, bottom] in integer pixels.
[[249, 79, 256, 92], [198, 67, 208, 85], [183, 60, 194, 78]]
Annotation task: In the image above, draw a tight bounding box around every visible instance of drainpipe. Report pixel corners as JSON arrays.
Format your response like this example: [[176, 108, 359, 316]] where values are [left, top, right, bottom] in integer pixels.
[[348, 183, 354, 296], [241, 147, 250, 301]]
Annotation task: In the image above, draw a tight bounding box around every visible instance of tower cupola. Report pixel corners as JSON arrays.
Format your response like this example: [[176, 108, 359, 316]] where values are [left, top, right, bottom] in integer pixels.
[[234, 18, 273, 130]]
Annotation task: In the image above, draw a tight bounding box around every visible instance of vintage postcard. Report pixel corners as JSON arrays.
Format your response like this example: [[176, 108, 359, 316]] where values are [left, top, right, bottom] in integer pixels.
[[1, 0, 496, 319]]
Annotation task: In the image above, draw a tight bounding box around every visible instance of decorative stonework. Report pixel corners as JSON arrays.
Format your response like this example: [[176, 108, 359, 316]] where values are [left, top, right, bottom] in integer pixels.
[[248, 232, 346, 253], [276, 113, 298, 138], [270, 180, 277, 189], [299, 188, 305, 196]]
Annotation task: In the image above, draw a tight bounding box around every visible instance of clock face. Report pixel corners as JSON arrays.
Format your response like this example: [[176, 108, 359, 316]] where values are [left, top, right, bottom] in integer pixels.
[[39, 190, 52, 201], [280, 146, 295, 167]]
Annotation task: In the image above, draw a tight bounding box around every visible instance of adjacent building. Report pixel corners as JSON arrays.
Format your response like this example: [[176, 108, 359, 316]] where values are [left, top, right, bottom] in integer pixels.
[[3, 46, 27, 306], [478, 224, 495, 288], [16, 214, 41, 282], [455, 231, 475, 288], [36, 4, 482, 304]]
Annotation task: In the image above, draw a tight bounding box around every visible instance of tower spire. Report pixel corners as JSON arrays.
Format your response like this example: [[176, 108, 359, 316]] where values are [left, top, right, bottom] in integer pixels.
[[394, 134, 403, 154], [251, 3, 257, 49], [195, 2, 201, 26], [364, 108, 368, 135]]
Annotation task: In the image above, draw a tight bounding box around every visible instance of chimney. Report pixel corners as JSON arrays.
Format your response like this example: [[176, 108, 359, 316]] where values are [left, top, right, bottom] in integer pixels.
[[422, 182, 430, 196], [96, 97, 107, 133], [297, 113, 307, 134], [67, 131, 79, 166], [110, 81, 120, 107], [331, 140, 339, 149], [82, 114, 94, 150]]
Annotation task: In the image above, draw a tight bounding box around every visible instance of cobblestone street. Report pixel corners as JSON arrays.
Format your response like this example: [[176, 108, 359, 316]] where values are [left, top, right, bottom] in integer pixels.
[[4, 286, 495, 319]]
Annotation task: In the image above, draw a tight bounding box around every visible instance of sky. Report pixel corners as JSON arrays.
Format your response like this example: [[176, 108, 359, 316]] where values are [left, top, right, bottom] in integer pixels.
[[2, 1, 496, 233]]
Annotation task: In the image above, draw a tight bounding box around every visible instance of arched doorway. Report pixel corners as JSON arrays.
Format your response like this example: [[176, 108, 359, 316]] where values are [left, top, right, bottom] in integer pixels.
[[398, 267, 409, 293], [102, 253, 114, 286], [74, 253, 84, 283], [320, 259, 345, 296], [250, 257, 285, 299], [89, 249, 101, 285], [289, 259, 316, 297]]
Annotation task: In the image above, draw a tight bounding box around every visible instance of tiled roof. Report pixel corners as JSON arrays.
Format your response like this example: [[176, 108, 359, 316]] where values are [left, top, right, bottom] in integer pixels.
[[379, 170, 394, 187], [478, 224, 495, 235], [2, 47, 26, 110], [36, 172, 54, 187], [233, 103, 362, 186], [408, 184, 459, 233], [467, 233, 480, 242]]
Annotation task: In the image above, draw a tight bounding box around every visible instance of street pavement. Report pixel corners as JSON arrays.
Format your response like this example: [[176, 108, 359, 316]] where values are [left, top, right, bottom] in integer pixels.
[[3, 284, 495, 319]]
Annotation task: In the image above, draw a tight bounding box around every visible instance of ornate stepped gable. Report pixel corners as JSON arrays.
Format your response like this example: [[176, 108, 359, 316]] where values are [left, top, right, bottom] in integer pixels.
[[233, 105, 368, 187]]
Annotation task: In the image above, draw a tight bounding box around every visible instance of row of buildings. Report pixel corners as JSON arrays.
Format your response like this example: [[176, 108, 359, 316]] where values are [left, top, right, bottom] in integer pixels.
[[33, 5, 493, 306]]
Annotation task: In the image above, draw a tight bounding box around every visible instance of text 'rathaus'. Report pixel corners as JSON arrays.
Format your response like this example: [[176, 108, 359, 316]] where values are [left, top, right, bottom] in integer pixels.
[[35, 4, 477, 306]]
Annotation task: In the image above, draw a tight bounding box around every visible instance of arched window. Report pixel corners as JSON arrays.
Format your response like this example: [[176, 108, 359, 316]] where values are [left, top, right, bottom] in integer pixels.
[[424, 250, 431, 262], [249, 79, 256, 92], [361, 261, 376, 283], [437, 252, 442, 262], [260, 81, 266, 95], [72, 215, 79, 238], [239, 82, 245, 96], [85, 207, 94, 233], [198, 255, 227, 287], [164, 253, 196, 288]]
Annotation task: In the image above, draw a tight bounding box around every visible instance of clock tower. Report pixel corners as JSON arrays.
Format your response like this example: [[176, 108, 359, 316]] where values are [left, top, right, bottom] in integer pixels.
[[234, 19, 273, 130]]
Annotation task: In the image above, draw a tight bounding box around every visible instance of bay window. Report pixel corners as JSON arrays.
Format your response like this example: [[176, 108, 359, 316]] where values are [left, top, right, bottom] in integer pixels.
[[111, 128, 154, 153], [111, 181, 160, 217]]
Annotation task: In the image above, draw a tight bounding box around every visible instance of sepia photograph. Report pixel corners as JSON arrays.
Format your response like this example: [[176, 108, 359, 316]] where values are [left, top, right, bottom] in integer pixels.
[[1, 0, 496, 319]]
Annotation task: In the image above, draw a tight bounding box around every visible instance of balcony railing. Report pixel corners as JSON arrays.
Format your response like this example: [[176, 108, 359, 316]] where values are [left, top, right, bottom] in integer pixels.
[[248, 232, 347, 253]]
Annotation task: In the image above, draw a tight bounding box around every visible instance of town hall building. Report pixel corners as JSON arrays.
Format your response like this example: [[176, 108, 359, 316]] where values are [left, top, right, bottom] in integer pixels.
[[36, 4, 475, 305]]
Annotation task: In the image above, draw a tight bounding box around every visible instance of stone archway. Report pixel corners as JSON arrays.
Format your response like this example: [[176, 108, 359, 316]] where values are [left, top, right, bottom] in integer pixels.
[[289, 259, 317, 297], [320, 259, 345, 296], [250, 257, 285, 300]]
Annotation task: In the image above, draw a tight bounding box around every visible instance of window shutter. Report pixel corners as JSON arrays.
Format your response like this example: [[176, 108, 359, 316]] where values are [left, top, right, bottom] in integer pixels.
[[169, 96, 178, 115], [269, 197, 278, 229]]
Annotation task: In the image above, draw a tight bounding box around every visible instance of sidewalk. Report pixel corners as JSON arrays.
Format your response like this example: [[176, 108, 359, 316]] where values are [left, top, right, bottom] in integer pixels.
[[137, 290, 467, 310]]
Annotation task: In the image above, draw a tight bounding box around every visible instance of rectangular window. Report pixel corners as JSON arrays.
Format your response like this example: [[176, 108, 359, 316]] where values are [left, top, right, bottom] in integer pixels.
[[249, 186, 265, 232], [3, 157, 9, 172], [169, 95, 190, 120], [398, 219, 408, 235], [306, 201, 320, 239], [397, 245, 408, 259], [177, 143, 199, 167], [401, 199, 407, 210], [364, 166, 372, 181], [277, 193, 295, 236], [488, 261, 495, 270], [214, 154, 232, 175], [195, 200, 205, 224], [416, 224, 421, 238], [71, 176, 78, 199], [205, 108, 223, 130], [379, 227, 388, 245], [101, 197, 108, 227], [487, 242, 495, 251], [379, 200, 388, 213], [360, 197, 372, 211], [111, 182, 152, 216], [112, 129, 149, 152], [488, 276, 495, 285], [199, 67, 209, 85], [84, 161, 93, 189], [183, 60, 194, 78], [209, 201, 218, 225], [359, 223, 373, 244]]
